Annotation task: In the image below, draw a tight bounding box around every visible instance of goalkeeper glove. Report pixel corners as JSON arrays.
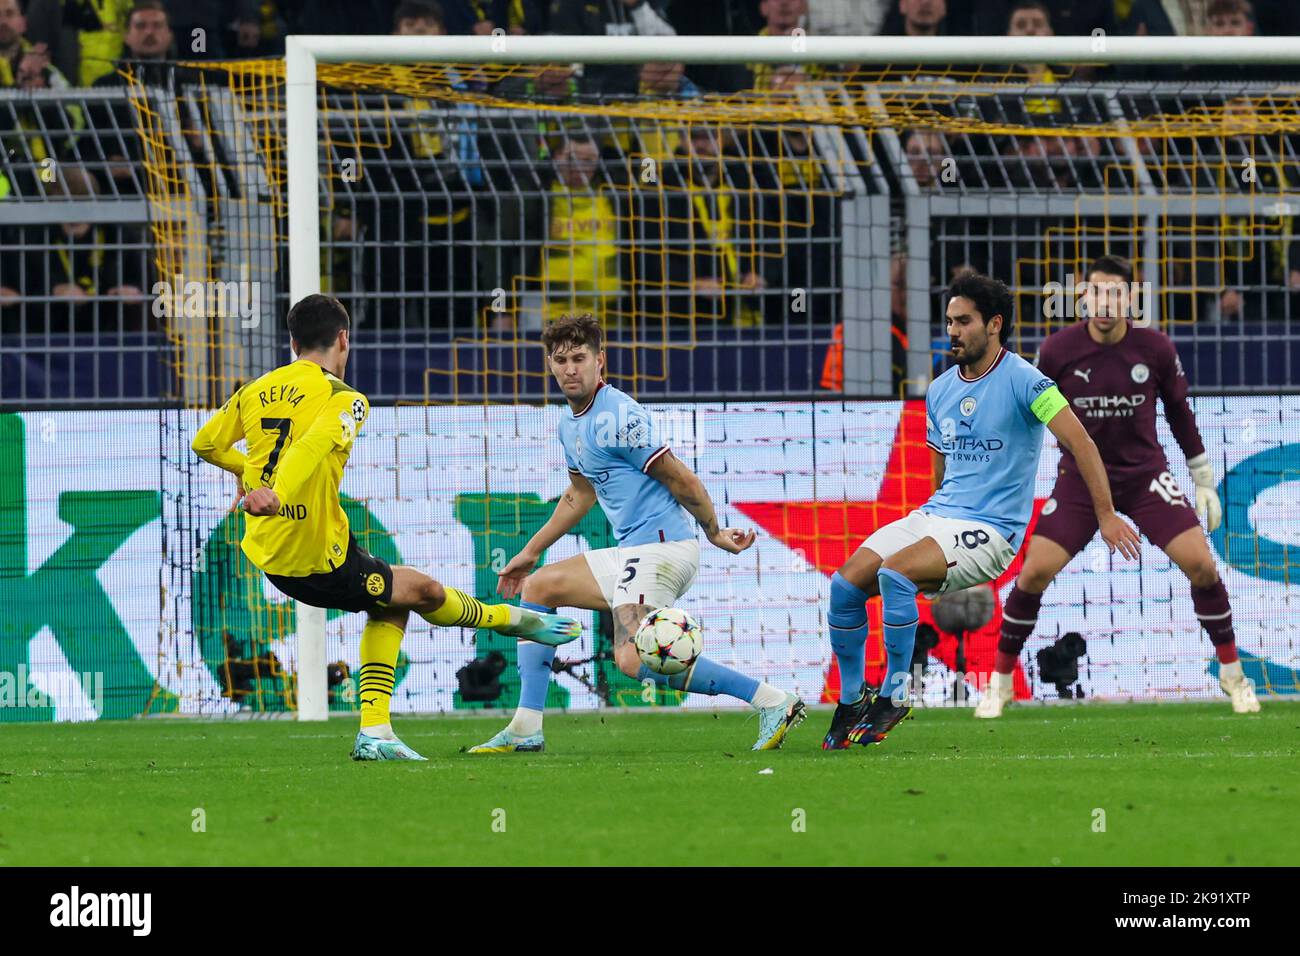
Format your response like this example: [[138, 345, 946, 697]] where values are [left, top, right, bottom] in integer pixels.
[[1186, 452, 1222, 532]]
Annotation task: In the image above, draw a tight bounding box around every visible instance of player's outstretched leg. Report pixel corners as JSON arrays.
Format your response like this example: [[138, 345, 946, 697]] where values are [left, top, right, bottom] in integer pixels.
[[1163, 528, 1260, 714], [611, 605, 805, 751], [350, 608, 428, 761], [823, 563, 880, 749], [428, 585, 581, 646], [631, 649, 805, 751], [388, 566, 582, 647]]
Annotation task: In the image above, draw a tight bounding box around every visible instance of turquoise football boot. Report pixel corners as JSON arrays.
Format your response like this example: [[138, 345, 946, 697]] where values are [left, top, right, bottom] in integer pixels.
[[466, 728, 545, 754], [752, 692, 807, 751], [350, 731, 428, 761], [495, 608, 583, 647]]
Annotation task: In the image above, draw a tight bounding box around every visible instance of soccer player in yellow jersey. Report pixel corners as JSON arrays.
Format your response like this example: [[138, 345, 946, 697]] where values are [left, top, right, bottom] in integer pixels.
[[192, 295, 582, 761]]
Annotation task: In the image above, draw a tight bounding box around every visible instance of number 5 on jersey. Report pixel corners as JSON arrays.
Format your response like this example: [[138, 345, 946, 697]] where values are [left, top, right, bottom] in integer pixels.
[[616, 557, 641, 596]]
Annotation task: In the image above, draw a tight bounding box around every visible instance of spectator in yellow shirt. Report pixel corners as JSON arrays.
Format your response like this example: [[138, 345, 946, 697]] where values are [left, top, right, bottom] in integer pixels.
[[516, 134, 623, 330]]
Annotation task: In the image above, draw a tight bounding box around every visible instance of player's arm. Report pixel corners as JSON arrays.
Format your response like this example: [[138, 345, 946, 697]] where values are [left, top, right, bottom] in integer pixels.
[[1157, 341, 1220, 531], [192, 388, 248, 476], [925, 394, 945, 492], [496, 473, 599, 599], [646, 449, 755, 554], [243, 391, 366, 516], [534, 473, 600, 551], [1046, 406, 1141, 560]]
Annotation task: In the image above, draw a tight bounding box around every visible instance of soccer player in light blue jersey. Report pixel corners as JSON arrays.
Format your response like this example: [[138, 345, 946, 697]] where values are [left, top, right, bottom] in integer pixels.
[[822, 273, 1143, 749], [468, 313, 806, 754]]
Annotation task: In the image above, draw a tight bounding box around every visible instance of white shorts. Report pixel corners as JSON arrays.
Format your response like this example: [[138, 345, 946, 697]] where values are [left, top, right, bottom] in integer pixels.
[[584, 539, 700, 610], [861, 510, 1016, 599]]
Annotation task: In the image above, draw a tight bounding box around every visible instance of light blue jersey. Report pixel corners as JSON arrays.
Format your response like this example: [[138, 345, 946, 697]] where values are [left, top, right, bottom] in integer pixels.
[[924, 348, 1068, 547], [558, 383, 694, 547]]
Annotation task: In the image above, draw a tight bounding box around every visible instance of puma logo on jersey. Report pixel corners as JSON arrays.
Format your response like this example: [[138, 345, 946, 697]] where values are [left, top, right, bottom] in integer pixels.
[[1073, 368, 1092, 383]]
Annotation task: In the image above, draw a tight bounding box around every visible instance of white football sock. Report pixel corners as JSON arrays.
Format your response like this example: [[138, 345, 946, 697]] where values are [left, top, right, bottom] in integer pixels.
[[506, 707, 543, 737], [360, 722, 395, 740], [750, 683, 787, 709], [1220, 660, 1244, 684]]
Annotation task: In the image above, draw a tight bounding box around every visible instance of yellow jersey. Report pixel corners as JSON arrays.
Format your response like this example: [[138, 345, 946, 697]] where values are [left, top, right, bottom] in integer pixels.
[[543, 182, 621, 294], [77, 0, 129, 87], [192, 359, 370, 577]]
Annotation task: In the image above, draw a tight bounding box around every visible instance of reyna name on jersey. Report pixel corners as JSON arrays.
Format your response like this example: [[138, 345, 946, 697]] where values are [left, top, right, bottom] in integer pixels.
[[257, 383, 307, 408]]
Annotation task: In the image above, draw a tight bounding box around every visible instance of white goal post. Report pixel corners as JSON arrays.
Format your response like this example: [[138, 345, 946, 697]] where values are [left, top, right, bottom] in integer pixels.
[[283, 33, 1300, 720]]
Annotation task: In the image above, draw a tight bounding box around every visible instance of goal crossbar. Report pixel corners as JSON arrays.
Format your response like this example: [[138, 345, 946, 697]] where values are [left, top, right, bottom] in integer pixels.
[[287, 34, 1300, 67]]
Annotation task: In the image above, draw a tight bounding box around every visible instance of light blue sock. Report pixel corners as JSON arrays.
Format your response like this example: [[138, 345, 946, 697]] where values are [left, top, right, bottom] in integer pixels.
[[877, 568, 920, 703], [828, 571, 870, 703], [636, 664, 670, 688], [636, 658, 759, 704], [516, 601, 556, 712], [678, 656, 760, 702]]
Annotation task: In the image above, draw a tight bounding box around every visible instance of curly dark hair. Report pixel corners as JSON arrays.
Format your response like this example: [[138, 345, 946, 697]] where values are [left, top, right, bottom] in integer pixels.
[[541, 312, 603, 356], [947, 272, 1014, 342]]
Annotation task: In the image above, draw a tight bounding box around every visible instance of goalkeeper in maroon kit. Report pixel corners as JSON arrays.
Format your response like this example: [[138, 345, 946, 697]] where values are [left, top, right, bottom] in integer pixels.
[[976, 255, 1260, 717]]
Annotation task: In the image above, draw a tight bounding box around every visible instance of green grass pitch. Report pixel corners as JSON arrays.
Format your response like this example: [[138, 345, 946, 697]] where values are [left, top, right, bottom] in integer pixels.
[[2, 702, 1296, 867]]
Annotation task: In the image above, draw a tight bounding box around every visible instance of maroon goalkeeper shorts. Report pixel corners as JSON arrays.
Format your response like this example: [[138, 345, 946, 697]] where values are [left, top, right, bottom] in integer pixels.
[[1032, 464, 1203, 558]]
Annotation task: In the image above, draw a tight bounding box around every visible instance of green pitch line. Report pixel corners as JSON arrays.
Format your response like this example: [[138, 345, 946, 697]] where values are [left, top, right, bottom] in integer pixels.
[[1, 703, 1296, 867]]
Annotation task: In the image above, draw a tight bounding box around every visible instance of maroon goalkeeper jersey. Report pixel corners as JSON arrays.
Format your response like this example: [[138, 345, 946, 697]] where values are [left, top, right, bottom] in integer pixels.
[[1035, 321, 1205, 481]]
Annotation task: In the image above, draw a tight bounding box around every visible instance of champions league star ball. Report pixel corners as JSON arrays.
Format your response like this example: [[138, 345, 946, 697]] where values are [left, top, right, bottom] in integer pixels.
[[634, 608, 704, 676]]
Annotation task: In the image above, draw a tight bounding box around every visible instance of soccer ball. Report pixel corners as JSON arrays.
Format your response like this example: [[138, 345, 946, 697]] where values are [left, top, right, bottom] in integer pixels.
[[634, 608, 703, 676]]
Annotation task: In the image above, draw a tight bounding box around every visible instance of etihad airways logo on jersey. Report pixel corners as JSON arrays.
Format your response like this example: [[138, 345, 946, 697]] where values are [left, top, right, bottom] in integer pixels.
[[943, 435, 1006, 462], [1073, 394, 1147, 419], [939, 417, 1004, 462]]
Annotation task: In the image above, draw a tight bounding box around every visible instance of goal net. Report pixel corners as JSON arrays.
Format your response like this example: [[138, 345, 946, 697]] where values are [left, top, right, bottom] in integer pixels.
[[124, 35, 1300, 719]]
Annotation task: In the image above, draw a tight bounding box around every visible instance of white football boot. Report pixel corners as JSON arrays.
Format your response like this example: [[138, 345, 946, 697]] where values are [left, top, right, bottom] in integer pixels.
[[1218, 660, 1262, 714], [974, 670, 1015, 719]]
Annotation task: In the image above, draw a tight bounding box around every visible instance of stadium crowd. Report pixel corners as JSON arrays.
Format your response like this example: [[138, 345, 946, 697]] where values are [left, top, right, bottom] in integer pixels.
[[2, 1, 1297, 93], [2, 0, 1299, 394]]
